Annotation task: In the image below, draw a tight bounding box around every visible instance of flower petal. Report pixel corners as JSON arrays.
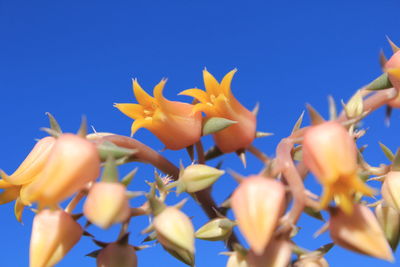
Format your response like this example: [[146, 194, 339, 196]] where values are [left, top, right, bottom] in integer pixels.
[[203, 69, 220, 95], [132, 79, 154, 106], [179, 89, 209, 103], [131, 119, 152, 136], [220, 69, 237, 96], [0, 185, 20, 205], [14, 197, 24, 222], [114, 103, 144, 120]]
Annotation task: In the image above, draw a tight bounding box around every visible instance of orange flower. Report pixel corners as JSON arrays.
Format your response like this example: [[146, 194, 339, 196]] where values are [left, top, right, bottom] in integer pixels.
[[180, 69, 256, 153], [385, 48, 400, 91], [302, 121, 373, 214], [114, 79, 202, 150]]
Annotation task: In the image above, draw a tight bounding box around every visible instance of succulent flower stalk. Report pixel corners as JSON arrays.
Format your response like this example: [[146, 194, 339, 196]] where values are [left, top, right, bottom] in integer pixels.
[[180, 69, 256, 153], [302, 121, 373, 214], [115, 79, 202, 150], [231, 176, 286, 255]]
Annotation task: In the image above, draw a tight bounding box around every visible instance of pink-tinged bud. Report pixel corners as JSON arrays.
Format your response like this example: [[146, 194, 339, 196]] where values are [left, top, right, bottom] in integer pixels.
[[30, 209, 83, 267], [180, 70, 256, 153], [329, 204, 394, 262], [2, 137, 56, 185], [385, 50, 400, 91], [247, 237, 292, 267], [83, 182, 130, 229], [226, 252, 249, 267], [231, 176, 286, 255], [21, 134, 100, 207], [153, 207, 195, 265], [96, 242, 138, 267], [375, 202, 400, 251], [382, 171, 400, 211], [302, 121, 373, 214]]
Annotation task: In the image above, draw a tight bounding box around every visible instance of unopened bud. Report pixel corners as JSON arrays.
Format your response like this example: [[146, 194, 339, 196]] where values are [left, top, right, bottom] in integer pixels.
[[382, 171, 400, 211], [177, 164, 224, 194], [226, 251, 249, 267], [153, 207, 195, 266], [83, 182, 130, 229], [375, 202, 400, 251], [344, 90, 363, 119], [97, 242, 138, 267], [231, 176, 285, 255], [247, 237, 292, 267], [30, 209, 83, 267], [329, 204, 393, 261], [195, 218, 235, 241], [293, 252, 329, 267]]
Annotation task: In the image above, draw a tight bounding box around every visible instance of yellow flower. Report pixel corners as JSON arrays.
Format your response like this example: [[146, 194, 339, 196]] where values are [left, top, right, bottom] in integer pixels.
[[302, 121, 373, 214], [114, 79, 202, 150], [180, 69, 256, 153]]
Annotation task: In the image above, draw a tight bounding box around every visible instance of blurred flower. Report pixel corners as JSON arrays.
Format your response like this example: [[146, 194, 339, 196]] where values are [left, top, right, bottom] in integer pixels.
[[375, 202, 400, 251], [226, 251, 249, 267], [382, 171, 400, 211], [153, 206, 195, 266], [247, 237, 292, 267], [231, 176, 285, 255], [195, 217, 235, 241], [114, 79, 202, 150], [385, 47, 400, 91], [329, 204, 393, 262], [177, 164, 225, 194], [83, 181, 130, 229], [293, 253, 329, 267], [30, 209, 83, 267], [97, 242, 138, 267], [21, 134, 100, 208], [302, 121, 373, 214], [180, 69, 256, 153]]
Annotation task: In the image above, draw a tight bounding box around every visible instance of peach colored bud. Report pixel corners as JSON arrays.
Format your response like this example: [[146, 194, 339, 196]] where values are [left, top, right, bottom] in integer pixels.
[[83, 182, 130, 229], [195, 217, 236, 241], [153, 207, 195, 265], [21, 134, 100, 207], [231, 176, 286, 255], [180, 69, 256, 153], [382, 171, 400, 211], [329, 204, 393, 262], [177, 164, 225, 194], [226, 251, 249, 267], [247, 237, 292, 267], [385, 50, 400, 91], [96, 242, 138, 267], [293, 253, 329, 267], [375, 202, 400, 251], [2, 137, 56, 185], [30, 209, 83, 267], [302, 121, 373, 214]]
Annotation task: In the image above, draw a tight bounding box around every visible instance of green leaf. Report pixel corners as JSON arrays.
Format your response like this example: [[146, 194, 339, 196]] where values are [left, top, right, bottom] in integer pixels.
[[45, 112, 63, 134], [366, 73, 392, 91], [304, 206, 324, 221], [101, 155, 119, 182], [97, 141, 137, 161], [202, 117, 237, 136], [379, 142, 395, 161], [392, 149, 400, 172]]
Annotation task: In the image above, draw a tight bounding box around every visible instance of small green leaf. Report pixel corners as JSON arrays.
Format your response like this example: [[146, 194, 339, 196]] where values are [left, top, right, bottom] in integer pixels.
[[291, 111, 305, 134], [379, 142, 395, 161], [77, 115, 88, 138], [45, 112, 62, 134], [101, 155, 118, 182], [392, 149, 400, 172], [316, 243, 335, 254], [121, 168, 138, 187], [306, 104, 324, 125], [202, 117, 237, 136], [97, 141, 137, 161], [366, 73, 392, 91], [304, 206, 324, 221]]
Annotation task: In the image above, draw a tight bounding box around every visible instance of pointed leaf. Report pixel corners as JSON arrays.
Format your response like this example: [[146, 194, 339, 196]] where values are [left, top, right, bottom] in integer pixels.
[[202, 117, 237, 136], [101, 155, 119, 182], [392, 149, 400, 171], [291, 111, 305, 134], [45, 112, 62, 134], [121, 168, 138, 187], [306, 104, 324, 125], [328, 95, 337, 120], [366, 73, 393, 91], [379, 142, 395, 161]]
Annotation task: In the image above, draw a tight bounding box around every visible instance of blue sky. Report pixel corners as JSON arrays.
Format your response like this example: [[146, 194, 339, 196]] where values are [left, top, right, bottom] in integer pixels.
[[1, 0, 400, 266]]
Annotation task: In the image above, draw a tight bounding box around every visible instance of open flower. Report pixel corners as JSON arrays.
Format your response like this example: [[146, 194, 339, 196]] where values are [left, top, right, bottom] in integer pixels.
[[180, 69, 256, 153], [114, 79, 202, 150], [302, 121, 373, 214]]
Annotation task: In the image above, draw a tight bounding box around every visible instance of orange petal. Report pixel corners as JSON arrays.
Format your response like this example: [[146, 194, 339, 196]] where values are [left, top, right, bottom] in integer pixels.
[[319, 186, 333, 210], [179, 88, 210, 103], [0, 185, 20, 205], [337, 192, 353, 215], [131, 119, 152, 136], [350, 176, 374, 196], [132, 79, 154, 106], [114, 103, 144, 120], [203, 69, 220, 95], [14, 197, 24, 222], [220, 69, 237, 96], [0, 177, 15, 189], [192, 103, 215, 116]]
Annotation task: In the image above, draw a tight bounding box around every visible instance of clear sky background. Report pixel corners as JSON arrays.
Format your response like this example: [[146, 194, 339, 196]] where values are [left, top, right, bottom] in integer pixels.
[[1, 0, 400, 266]]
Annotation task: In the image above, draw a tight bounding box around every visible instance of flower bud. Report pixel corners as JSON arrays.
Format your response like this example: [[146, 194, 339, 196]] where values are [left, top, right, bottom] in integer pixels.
[[177, 164, 225, 194], [375, 202, 400, 251], [231, 176, 286, 255], [153, 207, 195, 265], [329, 204, 393, 261], [247, 237, 292, 267], [385, 50, 400, 91], [226, 251, 249, 267], [382, 171, 400, 211], [83, 182, 130, 229], [2, 136, 56, 185], [344, 90, 363, 119], [293, 253, 329, 267], [195, 218, 235, 241], [21, 134, 100, 207], [302, 121, 373, 214], [30, 209, 83, 267], [96, 242, 138, 267]]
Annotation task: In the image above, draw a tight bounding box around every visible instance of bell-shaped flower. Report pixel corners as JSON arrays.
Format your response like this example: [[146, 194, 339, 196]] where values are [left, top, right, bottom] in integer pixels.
[[385, 45, 400, 91], [180, 69, 256, 153], [114, 79, 202, 150], [97, 242, 138, 267], [382, 171, 400, 211], [329, 204, 394, 262], [30, 209, 83, 267], [153, 206, 195, 266], [231, 176, 286, 255], [21, 134, 100, 207], [302, 121, 373, 214], [83, 181, 130, 229]]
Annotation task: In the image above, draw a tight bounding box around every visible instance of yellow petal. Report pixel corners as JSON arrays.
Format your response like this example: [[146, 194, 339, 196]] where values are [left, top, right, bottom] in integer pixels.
[[179, 88, 209, 103], [14, 197, 24, 222], [114, 103, 144, 120], [319, 186, 333, 209], [192, 103, 215, 116], [350, 176, 374, 196], [132, 79, 154, 106], [220, 69, 237, 96], [203, 69, 220, 95], [153, 79, 168, 102], [0, 177, 15, 189], [337, 192, 353, 215], [131, 119, 152, 136], [0, 186, 20, 205]]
